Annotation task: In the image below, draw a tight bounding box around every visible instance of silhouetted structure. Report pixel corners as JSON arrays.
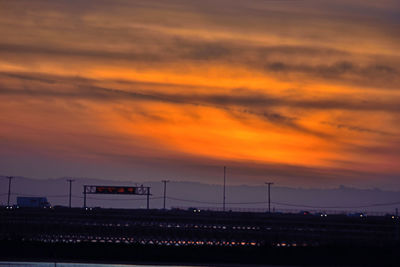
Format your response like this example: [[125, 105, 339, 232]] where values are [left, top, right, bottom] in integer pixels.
[[6, 176, 13, 207], [265, 182, 274, 213], [161, 180, 169, 209], [67, 179, 75, 208], [83, 185, 151, 209], [223, 166, 226, 211]]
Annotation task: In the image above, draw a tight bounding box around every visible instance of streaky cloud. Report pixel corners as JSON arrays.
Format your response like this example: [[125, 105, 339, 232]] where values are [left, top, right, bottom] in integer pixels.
[[1, 71, 400, 113]]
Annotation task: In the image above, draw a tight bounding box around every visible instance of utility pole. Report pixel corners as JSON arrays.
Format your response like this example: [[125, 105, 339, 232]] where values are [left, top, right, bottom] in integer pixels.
[[83, 185, 87, 209], [396, 208, 399, 242], [223, 166, 226, 212], [146, 187, 150, 210], [6, 176, 13, 207], [162, 180, 169, 209], [67, 179, 75, 208], [265, 182, 274, 213]]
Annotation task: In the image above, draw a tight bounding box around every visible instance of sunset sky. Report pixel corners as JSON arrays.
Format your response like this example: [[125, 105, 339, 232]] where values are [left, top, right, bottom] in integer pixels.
[[1, 0, 400, 189]]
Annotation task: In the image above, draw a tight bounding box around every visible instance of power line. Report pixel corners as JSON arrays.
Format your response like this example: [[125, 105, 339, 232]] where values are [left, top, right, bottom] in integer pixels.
[[3, 193, 163, 201], [271, 200, 400, 209], [167, 197, 220, 205], [83, 196, 163, 201], [165, 196, 400, 209], [10, 193, 70, 198], [3, 191, 399, 209]]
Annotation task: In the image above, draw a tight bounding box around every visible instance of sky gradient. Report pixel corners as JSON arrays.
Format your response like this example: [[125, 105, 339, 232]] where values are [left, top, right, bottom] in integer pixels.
[[1, 0, 400, 189]]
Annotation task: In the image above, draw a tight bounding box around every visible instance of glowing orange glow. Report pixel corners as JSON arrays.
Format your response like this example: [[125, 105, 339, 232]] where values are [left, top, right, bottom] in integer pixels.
[[0, 0, 399, 187]]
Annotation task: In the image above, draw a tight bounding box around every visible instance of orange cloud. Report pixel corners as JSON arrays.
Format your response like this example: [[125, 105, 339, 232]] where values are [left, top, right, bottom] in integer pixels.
[[0, 0, 399, 188]]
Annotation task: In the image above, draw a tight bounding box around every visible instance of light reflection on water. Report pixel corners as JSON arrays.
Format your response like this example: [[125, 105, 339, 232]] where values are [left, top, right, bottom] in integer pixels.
[[0, 263, 201, 267]]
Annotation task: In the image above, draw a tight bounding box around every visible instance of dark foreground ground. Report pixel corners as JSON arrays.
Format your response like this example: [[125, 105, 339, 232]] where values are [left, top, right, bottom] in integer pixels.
[[0, 241, 399, 266], [1, 207, 399, 266]]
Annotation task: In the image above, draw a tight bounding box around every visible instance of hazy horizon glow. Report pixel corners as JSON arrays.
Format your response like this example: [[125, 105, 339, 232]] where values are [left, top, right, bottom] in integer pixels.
[[1, 0, 400, 189]]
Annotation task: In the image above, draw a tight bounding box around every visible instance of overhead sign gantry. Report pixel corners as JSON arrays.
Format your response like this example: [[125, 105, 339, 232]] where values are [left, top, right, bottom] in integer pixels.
[[83, 185, 151, 209]]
